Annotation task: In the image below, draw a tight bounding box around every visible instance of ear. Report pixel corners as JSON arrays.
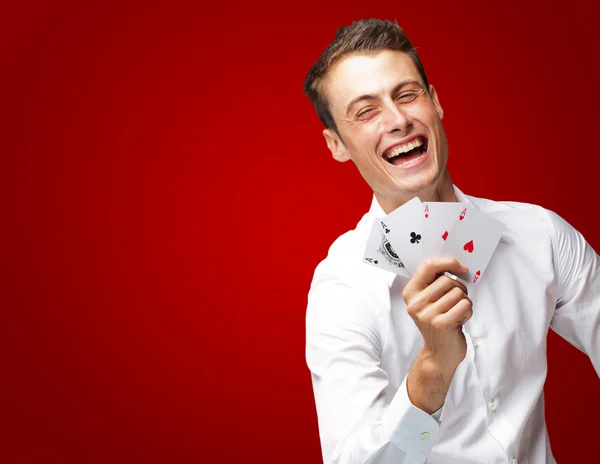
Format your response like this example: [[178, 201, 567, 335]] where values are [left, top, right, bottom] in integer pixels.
[[429, 85, 444, 120], [323, 128, 351, 162]]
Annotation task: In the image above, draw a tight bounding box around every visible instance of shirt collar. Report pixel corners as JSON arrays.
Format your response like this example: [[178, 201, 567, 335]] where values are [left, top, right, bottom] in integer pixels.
[[368, 184, 473, 216], [453, 184, 475, 207]]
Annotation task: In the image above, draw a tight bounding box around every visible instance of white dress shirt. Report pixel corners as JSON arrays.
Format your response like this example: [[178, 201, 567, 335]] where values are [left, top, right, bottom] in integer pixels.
[[305, 185, 600, 464]]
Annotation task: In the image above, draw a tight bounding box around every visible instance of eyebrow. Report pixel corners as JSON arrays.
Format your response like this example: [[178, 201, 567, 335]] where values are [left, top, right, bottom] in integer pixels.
[[344, 79, 423, 116]]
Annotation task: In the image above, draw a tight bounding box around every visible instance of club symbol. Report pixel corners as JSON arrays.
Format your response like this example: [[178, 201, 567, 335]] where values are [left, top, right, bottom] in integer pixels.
[[410, 232, 421, 244], [381, 221, 390, 234]]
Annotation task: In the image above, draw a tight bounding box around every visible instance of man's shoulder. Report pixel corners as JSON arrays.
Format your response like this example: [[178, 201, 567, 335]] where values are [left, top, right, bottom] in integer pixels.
[[313, 213, 371, 279], [465, 192, 555, 234], [307, 210, 393, 325], [311, 210, 392, 289], [467, 192, 543, 213]]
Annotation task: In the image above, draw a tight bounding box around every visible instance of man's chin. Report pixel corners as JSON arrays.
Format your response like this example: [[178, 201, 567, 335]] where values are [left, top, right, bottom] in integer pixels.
[[389, 168, 438, 193]]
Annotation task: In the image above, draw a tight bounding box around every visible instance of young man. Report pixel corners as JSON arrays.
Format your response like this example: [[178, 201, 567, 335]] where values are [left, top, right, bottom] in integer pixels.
[[303, 19, 599, 463]]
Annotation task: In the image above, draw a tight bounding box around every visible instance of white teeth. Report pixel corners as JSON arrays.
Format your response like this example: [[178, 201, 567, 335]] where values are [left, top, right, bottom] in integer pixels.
[[386, 138, 424, 160]]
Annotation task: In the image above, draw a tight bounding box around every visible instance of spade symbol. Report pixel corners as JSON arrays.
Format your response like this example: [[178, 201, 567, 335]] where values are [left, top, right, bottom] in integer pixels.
[[410, 232, 422, 244]]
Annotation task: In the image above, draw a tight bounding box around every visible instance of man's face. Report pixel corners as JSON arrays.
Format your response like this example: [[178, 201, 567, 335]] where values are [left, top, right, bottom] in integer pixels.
[[321, 50, 448, 204]]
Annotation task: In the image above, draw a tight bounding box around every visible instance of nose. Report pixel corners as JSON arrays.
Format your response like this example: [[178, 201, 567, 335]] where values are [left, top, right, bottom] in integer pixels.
[[381, 101, 412, 133]]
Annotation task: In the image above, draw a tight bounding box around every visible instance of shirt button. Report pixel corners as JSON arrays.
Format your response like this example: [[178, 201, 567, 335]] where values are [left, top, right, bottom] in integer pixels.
[[488, 401, 497, 411], [472, 338, 478, 347], [420, 431, 431, 440], [510, 459, 517, 464]]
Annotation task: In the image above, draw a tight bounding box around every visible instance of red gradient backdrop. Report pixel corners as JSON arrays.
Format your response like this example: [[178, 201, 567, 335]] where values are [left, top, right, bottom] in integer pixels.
[[3, 0, 600, 462]]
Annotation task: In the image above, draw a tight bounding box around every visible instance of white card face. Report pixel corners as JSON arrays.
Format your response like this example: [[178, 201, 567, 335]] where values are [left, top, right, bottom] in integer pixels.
[[421, 201, 465, 259], [363, 221, 411, 278], [439, 205, 506, 284], [380, 196, 425, 276]]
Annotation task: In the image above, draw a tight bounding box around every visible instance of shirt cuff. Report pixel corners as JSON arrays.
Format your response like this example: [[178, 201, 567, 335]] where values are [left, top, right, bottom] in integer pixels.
[[380, 374, 440, 463]]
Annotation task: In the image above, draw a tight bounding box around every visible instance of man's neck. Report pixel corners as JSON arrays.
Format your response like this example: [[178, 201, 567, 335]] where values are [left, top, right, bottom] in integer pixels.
[[376, 170, 457, 214]]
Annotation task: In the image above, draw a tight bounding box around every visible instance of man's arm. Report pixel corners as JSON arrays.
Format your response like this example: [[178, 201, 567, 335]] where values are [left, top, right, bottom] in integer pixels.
[[306, 258, 471, 464], [402, 260, 473, 414], [546, 209, 600, 373]]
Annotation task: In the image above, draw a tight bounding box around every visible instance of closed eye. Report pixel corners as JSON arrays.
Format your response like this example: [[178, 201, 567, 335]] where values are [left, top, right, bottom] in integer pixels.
[[356, 108, 376, 118], [396, 92, 418, 102]]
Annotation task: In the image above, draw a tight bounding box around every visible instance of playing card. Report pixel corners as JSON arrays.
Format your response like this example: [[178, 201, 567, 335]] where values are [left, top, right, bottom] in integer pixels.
[[380, 196, 426, 276], [363, 220, 411, 277], [421, 201, 466, 259], [439, 205, 506, 284]]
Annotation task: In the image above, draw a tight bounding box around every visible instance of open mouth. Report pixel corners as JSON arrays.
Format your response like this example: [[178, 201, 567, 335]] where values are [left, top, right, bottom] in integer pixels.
[[383, 136, 428, 166]]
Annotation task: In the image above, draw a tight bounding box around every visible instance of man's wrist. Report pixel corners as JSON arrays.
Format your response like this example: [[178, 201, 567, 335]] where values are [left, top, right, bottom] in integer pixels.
[[406, 351, 456, 414]]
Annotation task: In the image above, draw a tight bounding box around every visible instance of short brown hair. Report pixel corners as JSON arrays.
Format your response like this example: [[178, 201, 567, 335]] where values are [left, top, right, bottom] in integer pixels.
[[303, 19, 429, 137]]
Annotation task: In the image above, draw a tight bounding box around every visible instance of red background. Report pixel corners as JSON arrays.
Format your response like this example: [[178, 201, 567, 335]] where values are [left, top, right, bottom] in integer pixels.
[[3, 0, 599, 462]]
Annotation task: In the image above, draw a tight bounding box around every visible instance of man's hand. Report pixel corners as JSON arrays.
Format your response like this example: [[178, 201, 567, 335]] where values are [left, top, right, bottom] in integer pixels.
[[401, 257, 473, 414]]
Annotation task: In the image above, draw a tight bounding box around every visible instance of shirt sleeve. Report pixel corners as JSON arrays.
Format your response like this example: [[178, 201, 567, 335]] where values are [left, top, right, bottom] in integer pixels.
[[306, 274, 440, 464], [546, 209, 600, 374]]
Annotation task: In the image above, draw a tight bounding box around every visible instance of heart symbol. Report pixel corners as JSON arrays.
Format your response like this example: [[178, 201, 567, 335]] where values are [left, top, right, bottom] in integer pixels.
[[441, 231, 449, 241], [473, 270, 481, 283], [463, 240, 474, 253]]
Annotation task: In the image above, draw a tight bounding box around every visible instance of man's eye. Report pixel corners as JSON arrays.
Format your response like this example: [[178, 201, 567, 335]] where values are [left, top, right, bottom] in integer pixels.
[[397, 92, 418, 102], [356, 108, 375, 118]]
